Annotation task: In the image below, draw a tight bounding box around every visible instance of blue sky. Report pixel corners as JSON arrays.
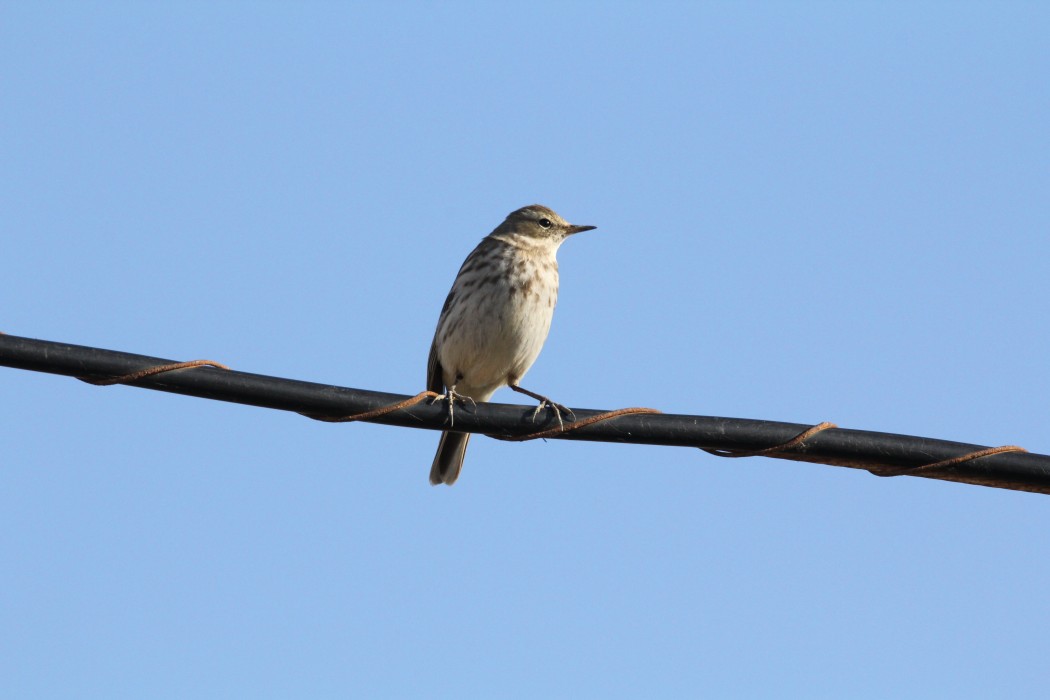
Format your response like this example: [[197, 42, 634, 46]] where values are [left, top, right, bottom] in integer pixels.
[[2, 2, 1049, 697]]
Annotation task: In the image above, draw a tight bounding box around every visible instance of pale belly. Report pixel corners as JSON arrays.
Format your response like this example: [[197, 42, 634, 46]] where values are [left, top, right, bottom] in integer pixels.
[[436, 264, 558, 399]]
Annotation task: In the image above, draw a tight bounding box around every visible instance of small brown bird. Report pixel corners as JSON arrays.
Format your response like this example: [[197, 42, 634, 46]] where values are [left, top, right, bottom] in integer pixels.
[[427, 205, 596, 485]]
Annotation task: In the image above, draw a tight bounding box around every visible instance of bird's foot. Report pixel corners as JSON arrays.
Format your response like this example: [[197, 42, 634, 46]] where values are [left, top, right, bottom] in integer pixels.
[[510, 384, 575, 429], [529, 398, 574, 429], [430, 385, 475, 428]]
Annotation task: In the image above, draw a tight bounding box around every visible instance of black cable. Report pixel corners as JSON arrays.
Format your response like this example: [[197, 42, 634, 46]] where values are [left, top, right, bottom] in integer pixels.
[[1, 333, 1046, 495]]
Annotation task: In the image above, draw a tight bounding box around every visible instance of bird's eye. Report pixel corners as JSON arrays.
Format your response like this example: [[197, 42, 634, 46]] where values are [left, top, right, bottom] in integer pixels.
[[539, 218, 552, 228]]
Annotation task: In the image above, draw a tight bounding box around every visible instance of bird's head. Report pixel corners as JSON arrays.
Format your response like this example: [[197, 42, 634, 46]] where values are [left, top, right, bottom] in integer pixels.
[[495, 205, 596, 241]]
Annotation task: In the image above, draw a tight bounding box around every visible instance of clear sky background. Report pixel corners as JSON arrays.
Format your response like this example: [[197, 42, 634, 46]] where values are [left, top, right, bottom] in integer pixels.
[[2, 2, 1048, 697]]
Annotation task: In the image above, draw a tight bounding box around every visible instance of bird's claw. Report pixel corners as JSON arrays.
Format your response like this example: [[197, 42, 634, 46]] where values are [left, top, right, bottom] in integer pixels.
[[430, 387, 476, 428], [529, 399, 575, 429]]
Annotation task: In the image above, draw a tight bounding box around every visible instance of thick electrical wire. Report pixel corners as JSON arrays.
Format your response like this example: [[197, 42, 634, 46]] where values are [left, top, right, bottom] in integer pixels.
[[1, 333, 1044, 495]]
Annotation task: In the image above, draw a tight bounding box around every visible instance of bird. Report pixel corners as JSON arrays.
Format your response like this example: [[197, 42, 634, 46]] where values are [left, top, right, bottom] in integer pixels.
[[427, 204, 596, 485]]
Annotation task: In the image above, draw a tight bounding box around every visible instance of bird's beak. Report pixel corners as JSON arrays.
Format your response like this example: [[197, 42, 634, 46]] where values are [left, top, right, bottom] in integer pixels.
[[567, 224, 597, 235]]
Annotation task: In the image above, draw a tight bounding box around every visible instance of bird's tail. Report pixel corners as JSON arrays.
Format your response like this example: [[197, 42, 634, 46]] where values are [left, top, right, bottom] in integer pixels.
[[429, 431, 471, 486]]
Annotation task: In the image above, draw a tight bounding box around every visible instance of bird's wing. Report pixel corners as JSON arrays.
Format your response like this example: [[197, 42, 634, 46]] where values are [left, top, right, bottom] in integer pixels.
[[427, 338, 445, 395], [427, 237, 501, 395]]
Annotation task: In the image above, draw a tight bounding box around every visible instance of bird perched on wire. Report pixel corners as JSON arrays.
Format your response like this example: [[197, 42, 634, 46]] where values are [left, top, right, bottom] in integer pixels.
[[427, 204, 597, 485]]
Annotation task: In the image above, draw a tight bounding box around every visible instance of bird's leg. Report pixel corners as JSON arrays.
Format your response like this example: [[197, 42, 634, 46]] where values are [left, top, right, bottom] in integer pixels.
[[509, 384, 575, 428], [430, 383, 475, 428]]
